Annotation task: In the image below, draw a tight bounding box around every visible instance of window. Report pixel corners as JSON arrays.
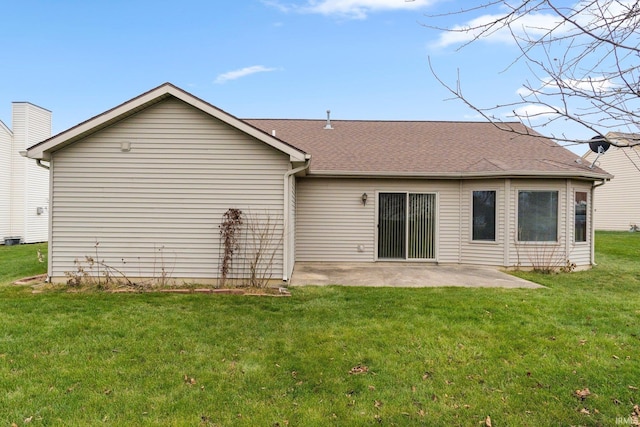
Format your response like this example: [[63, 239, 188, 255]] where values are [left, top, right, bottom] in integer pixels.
[[472, 190, 496, 241], [518, 191, 558, 241], [575, 192, 588, 242]]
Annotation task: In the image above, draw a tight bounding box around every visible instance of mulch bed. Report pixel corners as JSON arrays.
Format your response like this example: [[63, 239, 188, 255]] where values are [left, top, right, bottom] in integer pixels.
[[12, 274, 48, 285], [12, 275, 291, 297]]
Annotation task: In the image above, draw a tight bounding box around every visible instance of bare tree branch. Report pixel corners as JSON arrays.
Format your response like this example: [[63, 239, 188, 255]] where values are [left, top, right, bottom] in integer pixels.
[[426, 0, 640, 147]]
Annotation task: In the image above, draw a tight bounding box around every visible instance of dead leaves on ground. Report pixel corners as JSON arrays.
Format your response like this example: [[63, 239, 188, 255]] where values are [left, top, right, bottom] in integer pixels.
[[574, 387, 592, 400], [349, 364, 369, 375]]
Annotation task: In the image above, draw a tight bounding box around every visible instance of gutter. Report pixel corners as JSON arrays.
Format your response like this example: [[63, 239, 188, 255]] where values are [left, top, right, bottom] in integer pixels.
[[19, 150, 50, 170], [282, 158, 311, 282], [590, 179, 609, 266], [305, 169, 612, 181]]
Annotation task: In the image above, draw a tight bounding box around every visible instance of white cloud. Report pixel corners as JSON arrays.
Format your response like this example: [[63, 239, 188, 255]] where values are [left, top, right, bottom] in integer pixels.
[[518, 76, 618, 98], [433, 10, 565, 48], [560, 77, 617, 94], [509, 104, 564, 121], [432, 0, 640, 48], [214, 66, 278, 84], [516, 86, 533, 97], [267, 0, 435, 19]]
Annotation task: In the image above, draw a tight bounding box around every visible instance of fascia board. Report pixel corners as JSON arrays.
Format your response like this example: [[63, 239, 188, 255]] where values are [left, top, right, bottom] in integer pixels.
[[306, 170, 612, 181], [26, 83, 308, 162], [26, 89, 171, 160]]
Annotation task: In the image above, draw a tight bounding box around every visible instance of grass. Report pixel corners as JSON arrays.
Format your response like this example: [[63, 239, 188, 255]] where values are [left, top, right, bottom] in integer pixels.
[[1, 233, 639, 426], [0, 242, 47, 284]]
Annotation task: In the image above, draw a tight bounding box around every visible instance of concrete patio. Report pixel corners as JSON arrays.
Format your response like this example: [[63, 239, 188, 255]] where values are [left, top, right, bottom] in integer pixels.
[[290, 262, 543, 288]]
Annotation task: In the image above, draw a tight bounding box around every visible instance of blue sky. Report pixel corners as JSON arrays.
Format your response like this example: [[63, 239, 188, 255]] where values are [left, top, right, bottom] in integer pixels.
[[0, 0, 592, 152]]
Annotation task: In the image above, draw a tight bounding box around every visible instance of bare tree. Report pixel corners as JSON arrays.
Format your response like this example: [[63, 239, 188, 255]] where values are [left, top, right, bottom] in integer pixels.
[[245, 211, 283, 288], [426, 0, 640, 147]]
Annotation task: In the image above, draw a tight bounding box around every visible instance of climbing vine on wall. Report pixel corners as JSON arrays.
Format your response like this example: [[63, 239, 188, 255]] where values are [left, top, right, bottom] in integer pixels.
[[219, 208, 243, 285]]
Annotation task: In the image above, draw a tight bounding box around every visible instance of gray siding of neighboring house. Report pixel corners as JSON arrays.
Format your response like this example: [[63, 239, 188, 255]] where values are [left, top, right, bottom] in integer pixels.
[[0, 122, 11, 241], [1, 103, 50, 244], [16, 103, 51, 243], [296, 177, 593, 268], [584, 147, 640, 230], [48, 97, 290, 283]]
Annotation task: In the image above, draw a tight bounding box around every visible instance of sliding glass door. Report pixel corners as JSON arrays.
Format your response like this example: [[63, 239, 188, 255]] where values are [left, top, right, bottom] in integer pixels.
[[378, 192, 436, 260]]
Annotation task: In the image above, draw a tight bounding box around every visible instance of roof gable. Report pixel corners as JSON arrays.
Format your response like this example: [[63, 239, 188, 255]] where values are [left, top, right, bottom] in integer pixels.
[[26, 83, 308, 163]]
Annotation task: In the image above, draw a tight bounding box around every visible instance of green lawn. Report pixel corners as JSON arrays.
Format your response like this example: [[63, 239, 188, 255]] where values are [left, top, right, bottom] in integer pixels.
[[1, 233, 639, 426]]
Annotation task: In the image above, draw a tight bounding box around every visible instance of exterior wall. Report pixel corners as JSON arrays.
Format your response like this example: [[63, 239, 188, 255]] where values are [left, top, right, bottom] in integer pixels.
[[15, 103, 51, 243], [0, 121, 11, 241], [286, 174, 296, 280], [1, 103, 50, 244], [460, 180, 507, 265], [506, 179, 592, 268], [567, 180, 593, 266], [295, 178, 461, 263], [49, 97, 290, 283], [584, 147, 640, 230], [296, 177, 593, 268]]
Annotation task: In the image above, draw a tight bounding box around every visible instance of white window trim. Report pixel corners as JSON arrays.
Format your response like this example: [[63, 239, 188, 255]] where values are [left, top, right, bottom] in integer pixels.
[[469, 189, 499, 244], [515, 189, 560, 244], [374, 191, 439, 262], [573, 190, 589, 245]]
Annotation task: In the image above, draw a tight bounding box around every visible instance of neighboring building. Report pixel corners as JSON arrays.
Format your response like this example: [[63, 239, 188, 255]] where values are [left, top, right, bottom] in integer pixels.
[[582, 134, 640, 231], [25, 83, 611, 284], [0, 102, 51, 244]]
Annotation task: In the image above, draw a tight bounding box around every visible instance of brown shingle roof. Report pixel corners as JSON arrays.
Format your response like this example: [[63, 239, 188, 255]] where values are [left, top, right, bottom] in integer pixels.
[[246, 119, 610, 179]]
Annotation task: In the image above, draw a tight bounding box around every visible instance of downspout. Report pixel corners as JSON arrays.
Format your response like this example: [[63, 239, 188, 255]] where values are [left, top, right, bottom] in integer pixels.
[[20, 151, 51, 280], [590, 179, 608, 266], [565, 179, 571, 263], [36, 159, 50, 170], [19, 150, 49, 170], [282, 158, 310, 281]]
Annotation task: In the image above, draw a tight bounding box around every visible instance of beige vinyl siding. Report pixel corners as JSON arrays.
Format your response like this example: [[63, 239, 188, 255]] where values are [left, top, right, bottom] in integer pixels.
[[505, 179, 592, 268], [295, 178, 460, 263], [49, 97, 289, 282], [584, 147, 640, 230], [296, 178, 375, 261], [0, 122, 11, 241], [460, 180, 506, 265], [567, 181, 593, 266], [286, 174, 296, 279], [296, 177, 592, 268]]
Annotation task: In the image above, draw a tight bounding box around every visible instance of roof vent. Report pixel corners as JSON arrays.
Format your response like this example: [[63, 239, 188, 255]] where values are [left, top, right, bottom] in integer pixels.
[[324, 110, 333, 130]]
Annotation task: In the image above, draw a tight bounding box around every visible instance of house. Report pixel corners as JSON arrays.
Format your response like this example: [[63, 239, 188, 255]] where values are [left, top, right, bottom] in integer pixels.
[[582, 133, 640, 231], [1, 102, 51, 245], [25, 83, 611, 284]]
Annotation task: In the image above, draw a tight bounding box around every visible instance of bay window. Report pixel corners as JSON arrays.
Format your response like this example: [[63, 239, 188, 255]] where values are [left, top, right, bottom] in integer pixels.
[[518, 191, 558, 242]]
